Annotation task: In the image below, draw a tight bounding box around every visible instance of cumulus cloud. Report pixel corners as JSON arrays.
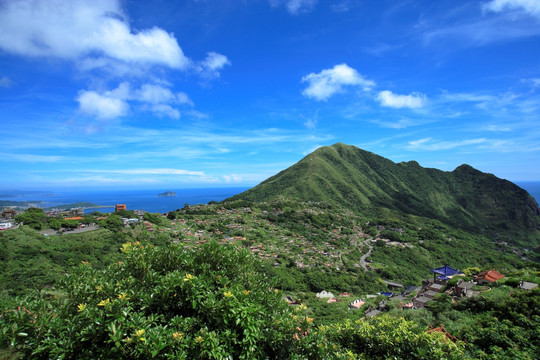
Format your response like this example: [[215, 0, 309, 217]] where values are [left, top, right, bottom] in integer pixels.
[[0, 0, 189, 69], [270, 0, 318, 15], [197, 52, 231, 78], [77, 90, 129, 119], [76, 82, 193, 120], [137, 84, 193, 106], [483, 0, 540, 18], [377, 90, 427, 108], [301, 64, 375, 101]]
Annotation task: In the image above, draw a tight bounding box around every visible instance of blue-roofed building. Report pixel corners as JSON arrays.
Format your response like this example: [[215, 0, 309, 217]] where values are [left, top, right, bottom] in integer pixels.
[[430, 264, 463, 283]]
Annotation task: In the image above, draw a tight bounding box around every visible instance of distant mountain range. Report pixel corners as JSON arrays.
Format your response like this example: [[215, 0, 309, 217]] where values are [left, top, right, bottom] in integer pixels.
[[228, 143, 540, 243]]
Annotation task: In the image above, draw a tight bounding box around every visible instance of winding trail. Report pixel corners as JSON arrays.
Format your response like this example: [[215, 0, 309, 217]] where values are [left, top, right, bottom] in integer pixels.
[[360, 239, 373, 271]]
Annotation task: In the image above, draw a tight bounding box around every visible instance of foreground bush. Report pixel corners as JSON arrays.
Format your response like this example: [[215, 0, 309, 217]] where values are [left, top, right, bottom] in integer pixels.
[[1, 240, 463, 359]]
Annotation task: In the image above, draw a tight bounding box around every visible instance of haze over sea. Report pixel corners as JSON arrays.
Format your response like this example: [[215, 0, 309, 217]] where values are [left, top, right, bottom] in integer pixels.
[[0, 188, 248, 214], [2, 182, 539, 215]]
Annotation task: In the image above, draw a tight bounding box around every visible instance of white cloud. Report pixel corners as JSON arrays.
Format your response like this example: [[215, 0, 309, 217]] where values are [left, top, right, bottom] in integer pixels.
[[377, 90, 427, 108], [223, 174, 243, 183], [0, 0, 189, 69], [76, 90, 129, 119], [93, 168, 205, 176], [1, 153, 65, 163], [407, 137, 487, 151], [198, 52, 231, 78], [137, 84, 193, 106], [0, 76, 14, 88], [271, 0, 318, 15], [483, 0, 540, 18], [76, 82, 194, 120], [301, 64, 375, 101], [148, 104, 181, 119]]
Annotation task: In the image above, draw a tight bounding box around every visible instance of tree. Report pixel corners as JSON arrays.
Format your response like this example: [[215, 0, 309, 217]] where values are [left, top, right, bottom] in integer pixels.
[[99, 214, 124, 232], [48, 218, 62, 230]]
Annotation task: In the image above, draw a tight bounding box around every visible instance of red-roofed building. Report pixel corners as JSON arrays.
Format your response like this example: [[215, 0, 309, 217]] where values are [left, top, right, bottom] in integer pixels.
[[427, 324, 458, 342], [115, 204, 127, 212], [475, 269, 504, 284]]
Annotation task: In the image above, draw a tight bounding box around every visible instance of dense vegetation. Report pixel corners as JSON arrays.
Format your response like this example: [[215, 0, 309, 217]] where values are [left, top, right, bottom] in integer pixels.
[[1, 200, 538, 358], [1, 240, 466, 359], [228, 143, 540, 246]]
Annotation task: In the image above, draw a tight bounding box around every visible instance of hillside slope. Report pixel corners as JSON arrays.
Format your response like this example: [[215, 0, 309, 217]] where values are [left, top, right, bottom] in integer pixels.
[[228, 143, 540, 243]]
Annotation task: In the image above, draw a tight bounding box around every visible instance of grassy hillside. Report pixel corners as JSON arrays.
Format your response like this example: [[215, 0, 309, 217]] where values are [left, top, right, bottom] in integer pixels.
[[228, 143, 540, 245]]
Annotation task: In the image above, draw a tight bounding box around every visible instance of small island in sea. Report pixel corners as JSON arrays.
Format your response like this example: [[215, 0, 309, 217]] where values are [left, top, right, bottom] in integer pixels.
[[157, 191, 177, 197]]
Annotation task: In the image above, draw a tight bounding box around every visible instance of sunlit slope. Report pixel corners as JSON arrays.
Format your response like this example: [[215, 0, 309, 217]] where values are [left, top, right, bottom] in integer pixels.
[[229, 143, 540, 241]]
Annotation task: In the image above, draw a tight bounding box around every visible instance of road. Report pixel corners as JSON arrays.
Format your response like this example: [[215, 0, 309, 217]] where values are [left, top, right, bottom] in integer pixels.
[[360, 239, 373, 271], [41, 224, 100, 236]]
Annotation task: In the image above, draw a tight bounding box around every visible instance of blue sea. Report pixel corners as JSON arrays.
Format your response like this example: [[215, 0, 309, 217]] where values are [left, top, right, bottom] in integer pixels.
[[516, 182, 540, 204], [0, 187, 249, 214]]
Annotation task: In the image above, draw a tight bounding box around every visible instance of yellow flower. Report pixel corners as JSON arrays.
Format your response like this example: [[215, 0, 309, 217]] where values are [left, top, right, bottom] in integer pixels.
[[224, 291, 233, 298], [97, 298, 111, 307], [183, 273, 195, 282], [274, 289, 279, 293], [306, 317, 314, 323], [124, 337, 133, 344], [242, 290, 251, 295], [117, 293, 130, 301], [292, 315, 298, 320], [77, 303, 87, 312], [121, 242, 132, 252], [196, 336, 204, 343], [135, 329, 145, 338], [95, 285, 103, 292], [172, 332, 183, 340]]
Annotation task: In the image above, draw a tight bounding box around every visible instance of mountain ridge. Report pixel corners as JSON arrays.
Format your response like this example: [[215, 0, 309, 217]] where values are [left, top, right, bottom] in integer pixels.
[[228, 143, 540, 244]]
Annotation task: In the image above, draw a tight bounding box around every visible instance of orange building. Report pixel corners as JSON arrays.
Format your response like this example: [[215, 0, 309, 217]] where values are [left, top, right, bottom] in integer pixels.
[[115, 204, 127, 212]]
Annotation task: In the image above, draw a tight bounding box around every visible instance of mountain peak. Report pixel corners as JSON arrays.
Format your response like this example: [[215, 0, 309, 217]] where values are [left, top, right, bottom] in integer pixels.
[[228, 143, 539, 241]]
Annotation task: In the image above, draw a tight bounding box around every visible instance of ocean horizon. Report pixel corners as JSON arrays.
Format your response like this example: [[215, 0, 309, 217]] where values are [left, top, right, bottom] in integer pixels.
[[0, 187, 249, 214], [2, 181, 540, 214]]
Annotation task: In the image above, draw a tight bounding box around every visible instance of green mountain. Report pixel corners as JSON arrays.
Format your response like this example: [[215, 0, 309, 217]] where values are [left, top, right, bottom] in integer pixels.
[[228, 143, 540, 243]]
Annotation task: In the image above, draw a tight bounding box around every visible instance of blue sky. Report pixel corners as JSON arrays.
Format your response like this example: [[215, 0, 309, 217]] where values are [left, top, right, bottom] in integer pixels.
[[0, 0, 539, 190]]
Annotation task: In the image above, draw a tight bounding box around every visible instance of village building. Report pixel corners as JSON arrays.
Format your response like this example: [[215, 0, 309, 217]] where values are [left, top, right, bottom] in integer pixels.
[[475, 269, 504, 284], [383, 280, 404, 291], [423, 290, 439, 299], [455, 281, 474, 297], [430, 264, 463, 284], [427, 283, 444, 293], [427, 324, 459, 342], [519, 280, 538, 290], [1, 208, 16, 219], [364, 309, 381, 318], [315, 290, 334, 299], [413, 296, 432, 309], [115, 204, 127, 212], [0, 222, 13, 230], [348, 299, 365, 309]]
